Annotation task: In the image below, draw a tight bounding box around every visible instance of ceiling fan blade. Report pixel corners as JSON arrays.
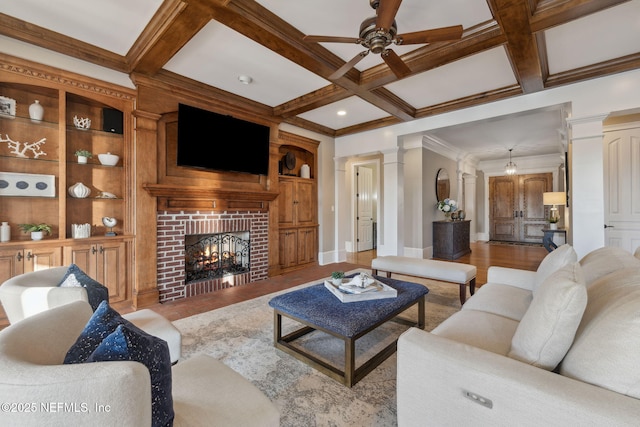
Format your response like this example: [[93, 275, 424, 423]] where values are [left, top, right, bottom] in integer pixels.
[[328, 51, 369, 80], [376, 0, 402, 30], [303, 35, 360, 44], [381, 49, 411, 79], [396, 25, 464, 45]]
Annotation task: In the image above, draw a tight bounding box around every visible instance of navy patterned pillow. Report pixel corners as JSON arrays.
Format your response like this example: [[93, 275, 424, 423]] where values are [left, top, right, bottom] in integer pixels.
[[63, 300, 133, 364], [87, 324, 174, 427], [57, 263, 109, 311]]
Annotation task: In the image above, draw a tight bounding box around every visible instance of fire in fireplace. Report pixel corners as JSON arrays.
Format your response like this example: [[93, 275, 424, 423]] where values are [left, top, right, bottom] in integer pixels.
[[184, 231, 250, 284]]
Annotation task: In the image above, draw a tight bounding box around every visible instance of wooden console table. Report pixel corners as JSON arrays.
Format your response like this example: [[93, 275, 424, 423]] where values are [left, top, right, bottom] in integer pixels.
[[433, 220, 471, 260]]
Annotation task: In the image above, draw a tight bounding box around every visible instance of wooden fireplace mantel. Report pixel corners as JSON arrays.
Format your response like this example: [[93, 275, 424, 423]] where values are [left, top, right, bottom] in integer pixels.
[[143, 183, 279, 211]]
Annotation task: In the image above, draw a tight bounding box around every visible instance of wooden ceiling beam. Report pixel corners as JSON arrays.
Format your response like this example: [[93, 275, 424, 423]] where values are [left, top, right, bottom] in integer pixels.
[[0, 13, 127, 72], [488, 0, 545, 93], [530, 0, 632, 32]]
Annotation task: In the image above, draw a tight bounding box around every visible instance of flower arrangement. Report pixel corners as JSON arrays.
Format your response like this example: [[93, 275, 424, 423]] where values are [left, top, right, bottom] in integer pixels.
[[437, 199, 458, 217]]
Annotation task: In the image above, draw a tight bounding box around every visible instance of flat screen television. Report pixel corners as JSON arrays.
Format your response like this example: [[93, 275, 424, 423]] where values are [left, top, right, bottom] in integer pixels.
[[177, 103, 270, 175]]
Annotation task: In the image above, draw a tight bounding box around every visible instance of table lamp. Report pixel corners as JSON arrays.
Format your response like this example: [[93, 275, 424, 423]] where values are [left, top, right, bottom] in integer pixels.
[[543, 192, 566, 226]]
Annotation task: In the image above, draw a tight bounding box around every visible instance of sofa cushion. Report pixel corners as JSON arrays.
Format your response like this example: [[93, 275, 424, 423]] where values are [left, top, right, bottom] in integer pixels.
[[508, 263, 586, 370], [88, 323, 174, 427], [63, 300, 135, 364], [579, 246, 640, 286], [57, 264, 108, 311], [431, 309, 519, 355], [461, 283, 532, 321], [533, 244, 577, 294], [560, 267, 640, 399]]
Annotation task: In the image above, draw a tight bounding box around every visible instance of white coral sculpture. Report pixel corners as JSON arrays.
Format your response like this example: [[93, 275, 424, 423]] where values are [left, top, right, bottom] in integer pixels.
[[1, 133, 47, 159]]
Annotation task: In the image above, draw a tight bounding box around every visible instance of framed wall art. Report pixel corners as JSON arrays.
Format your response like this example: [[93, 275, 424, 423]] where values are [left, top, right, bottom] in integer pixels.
[[0, 96, 16, 118], [0, 172, 55, 197]]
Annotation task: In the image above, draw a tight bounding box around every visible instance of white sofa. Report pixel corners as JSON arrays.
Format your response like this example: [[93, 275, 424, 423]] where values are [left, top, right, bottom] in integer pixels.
[[397, 245, 640, 426], [0, 300, 280, 427]]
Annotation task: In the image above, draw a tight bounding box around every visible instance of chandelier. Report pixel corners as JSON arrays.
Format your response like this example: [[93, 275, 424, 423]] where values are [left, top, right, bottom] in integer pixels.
[[504, 148, 517, 175]]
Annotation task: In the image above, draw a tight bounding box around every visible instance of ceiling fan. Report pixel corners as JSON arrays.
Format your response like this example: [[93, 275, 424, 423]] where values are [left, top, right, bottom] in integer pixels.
[[303, 0, 463, 80]]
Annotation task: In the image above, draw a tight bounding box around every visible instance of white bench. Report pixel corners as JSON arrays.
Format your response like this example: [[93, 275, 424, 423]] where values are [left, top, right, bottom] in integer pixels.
[[371, 256, 477, 305]]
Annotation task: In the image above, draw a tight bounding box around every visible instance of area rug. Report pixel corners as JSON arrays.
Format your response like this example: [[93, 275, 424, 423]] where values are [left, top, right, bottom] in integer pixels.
[[172, 269, 461, 427]]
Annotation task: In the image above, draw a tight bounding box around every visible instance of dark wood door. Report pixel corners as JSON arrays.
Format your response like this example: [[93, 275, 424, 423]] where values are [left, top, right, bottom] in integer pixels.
[[489, 173, 551, 243]]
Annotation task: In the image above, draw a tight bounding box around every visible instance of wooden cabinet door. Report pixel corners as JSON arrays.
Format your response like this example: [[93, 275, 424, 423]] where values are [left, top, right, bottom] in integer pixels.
[[97, 241, 126, 303], [489, 173, 551, 242], [278, 229, 297, 268], [26, 246, 62, 272], [64, 243, 98, 278], [295, 180, 316, 226], [278, 179, 295, 226], [64, 241, 126, 302], [0, 248, 24, 283], [297, 228, 317, 264]]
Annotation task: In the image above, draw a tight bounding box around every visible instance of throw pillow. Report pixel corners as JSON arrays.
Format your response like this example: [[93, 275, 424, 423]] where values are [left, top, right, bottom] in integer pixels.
[[533, 244, 577, 294], [87, 324, 174, 427], [508, 262, 587, 370], [64, 300, 134, 364], [57, 264, 109, 310]]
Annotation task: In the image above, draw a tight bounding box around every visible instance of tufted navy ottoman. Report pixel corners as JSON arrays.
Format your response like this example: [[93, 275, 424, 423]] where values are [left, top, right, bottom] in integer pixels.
[[268, 275, 428, 387]]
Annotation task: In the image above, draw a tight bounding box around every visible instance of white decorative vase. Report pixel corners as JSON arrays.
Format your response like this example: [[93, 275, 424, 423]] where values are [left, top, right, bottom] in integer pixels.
[[77, 155, 88, 164], [30, 231, 43, 241], [549, 223, 558, 230], [1, 221, 10, 242], [29, 100, 44, 121], [68, 182, 91, 198], [300, 164, 310, 179]]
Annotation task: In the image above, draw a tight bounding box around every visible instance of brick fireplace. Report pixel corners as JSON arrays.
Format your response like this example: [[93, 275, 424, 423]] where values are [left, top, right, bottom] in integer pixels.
[[156, 210, 269, 302]]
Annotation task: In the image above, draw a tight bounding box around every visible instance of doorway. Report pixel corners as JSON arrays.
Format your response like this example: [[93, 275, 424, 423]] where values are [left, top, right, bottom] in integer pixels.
[[489, 173, 552, 243], [356, 165, 374, 251], [603, 123, 640, 252]]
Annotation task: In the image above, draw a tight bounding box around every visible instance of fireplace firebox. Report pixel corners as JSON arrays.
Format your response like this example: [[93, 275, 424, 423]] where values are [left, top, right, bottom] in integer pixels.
[[185, 232, 250, 284]]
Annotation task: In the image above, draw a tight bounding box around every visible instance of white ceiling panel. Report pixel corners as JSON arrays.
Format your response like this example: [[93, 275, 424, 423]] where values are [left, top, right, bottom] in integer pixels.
[[164, 21, 330, 107], [385, 47, 518, 108], [426, 106, 568, 161], [1, 0, 162, 55], [545, 0, 640, 74], [297, 96, 390, 129]]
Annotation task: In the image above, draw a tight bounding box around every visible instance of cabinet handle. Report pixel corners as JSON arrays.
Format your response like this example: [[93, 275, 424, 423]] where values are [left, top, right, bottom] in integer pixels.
[[520, 211, 523, 217], [92, 246, 97, 254], [100, 246, 104, 254], [16, 252, 22, 261], [26, 252, 33, 261]]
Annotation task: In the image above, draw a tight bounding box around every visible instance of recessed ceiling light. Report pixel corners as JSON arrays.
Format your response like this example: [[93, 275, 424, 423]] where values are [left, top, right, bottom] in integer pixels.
[[337, 110, 347, 116], [238, 75, 253, 84]]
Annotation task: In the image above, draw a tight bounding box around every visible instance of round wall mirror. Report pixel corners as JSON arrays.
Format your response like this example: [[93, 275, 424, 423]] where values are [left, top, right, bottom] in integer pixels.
[[436, 168, 450, 201]]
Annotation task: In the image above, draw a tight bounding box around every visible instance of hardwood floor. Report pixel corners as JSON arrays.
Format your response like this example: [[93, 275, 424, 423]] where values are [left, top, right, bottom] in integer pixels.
[[115, 241, 548, 321], [0, 241, 548, 328]]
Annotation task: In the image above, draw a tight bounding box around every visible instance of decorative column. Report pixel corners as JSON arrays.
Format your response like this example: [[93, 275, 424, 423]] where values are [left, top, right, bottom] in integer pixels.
[[463, 173, 477, 241], [380, 148, 404, 256], [567, 114, 607, 258], [334, 157, 348, 262], [132, 110, 161, 308]]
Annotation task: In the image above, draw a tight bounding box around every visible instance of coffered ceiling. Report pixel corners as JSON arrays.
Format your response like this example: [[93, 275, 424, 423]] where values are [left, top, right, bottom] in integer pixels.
[[1, 0, 639, 161]]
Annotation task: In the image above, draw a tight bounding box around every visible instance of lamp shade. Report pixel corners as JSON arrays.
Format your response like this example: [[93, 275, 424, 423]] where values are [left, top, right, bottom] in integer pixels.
[[543, 192, 566, 206]]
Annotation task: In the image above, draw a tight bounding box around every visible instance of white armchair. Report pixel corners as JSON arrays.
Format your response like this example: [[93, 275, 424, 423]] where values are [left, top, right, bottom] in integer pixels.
[[0, 301, 280, 427], [0, 266, 85, 324], [0, 266, 182, 363]]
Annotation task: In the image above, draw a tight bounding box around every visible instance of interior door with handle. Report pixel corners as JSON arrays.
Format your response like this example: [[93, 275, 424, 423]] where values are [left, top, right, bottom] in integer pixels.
[[356, 166, 374, 251], [604, 127, 640, 252]]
